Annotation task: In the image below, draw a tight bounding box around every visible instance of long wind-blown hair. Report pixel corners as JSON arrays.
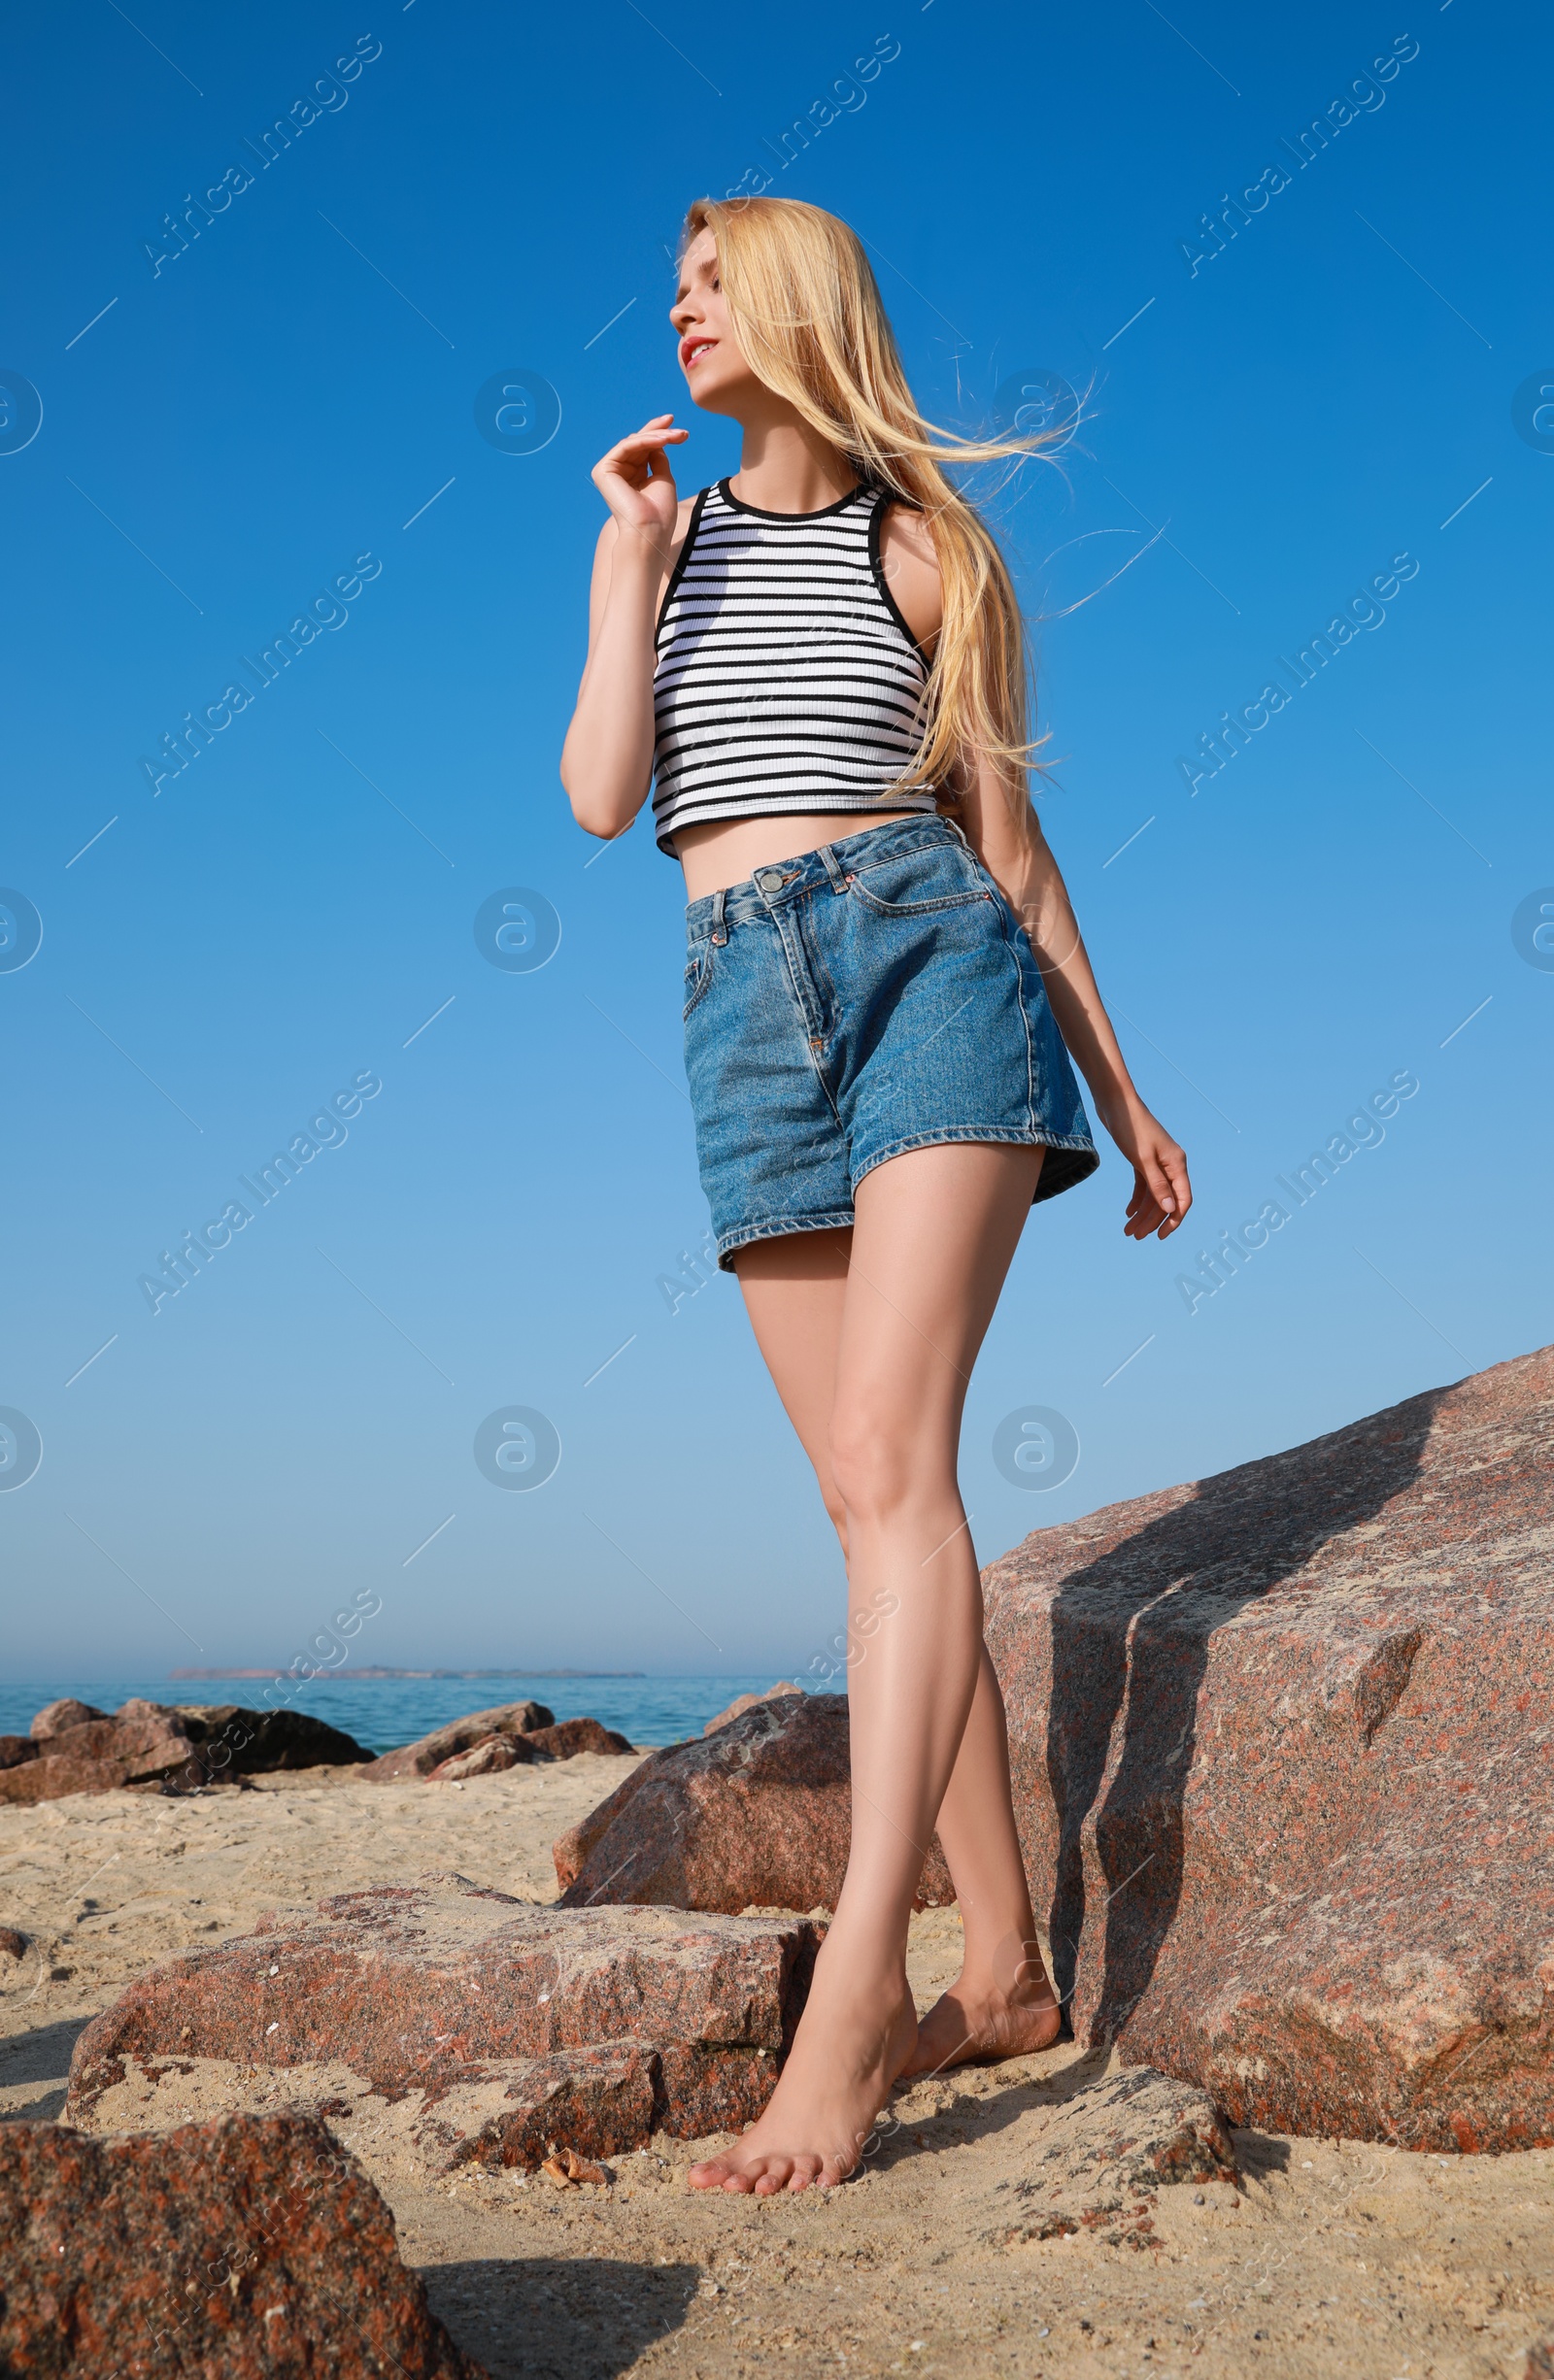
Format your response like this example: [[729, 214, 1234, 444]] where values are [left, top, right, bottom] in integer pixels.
[[683, 194, 1068, 815]]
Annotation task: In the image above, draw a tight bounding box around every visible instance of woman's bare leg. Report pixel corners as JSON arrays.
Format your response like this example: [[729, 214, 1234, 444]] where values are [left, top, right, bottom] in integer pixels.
[[896, 1645, 1062, 2076], [689, 1142, 1051, 2194], [710, 1212, 1061, 2099], [722, 1224, 853, 1551]]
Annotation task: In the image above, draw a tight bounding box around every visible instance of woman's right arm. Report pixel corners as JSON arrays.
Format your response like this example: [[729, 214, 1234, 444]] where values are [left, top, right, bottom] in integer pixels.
[[560, 415, 689, 840]]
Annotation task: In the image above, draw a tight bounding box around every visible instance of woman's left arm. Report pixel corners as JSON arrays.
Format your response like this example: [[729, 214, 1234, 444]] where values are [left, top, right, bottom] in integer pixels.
[[956, 754, 1193, 1242]]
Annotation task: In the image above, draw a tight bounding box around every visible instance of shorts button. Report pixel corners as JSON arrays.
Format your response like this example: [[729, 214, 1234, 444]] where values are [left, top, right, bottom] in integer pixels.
[[757, 868, 785, 893]]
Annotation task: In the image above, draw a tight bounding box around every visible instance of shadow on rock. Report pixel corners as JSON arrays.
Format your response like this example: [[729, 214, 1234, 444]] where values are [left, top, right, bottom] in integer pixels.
[[422, 2255, 700, 2380], [1044, 1386, 1445, 2037]]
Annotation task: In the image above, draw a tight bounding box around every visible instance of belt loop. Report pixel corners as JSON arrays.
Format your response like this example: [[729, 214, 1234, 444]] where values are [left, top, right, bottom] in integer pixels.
[[944, 816, 971, 852], [818, 842, 849, 891], [710, 887, 727, 945]]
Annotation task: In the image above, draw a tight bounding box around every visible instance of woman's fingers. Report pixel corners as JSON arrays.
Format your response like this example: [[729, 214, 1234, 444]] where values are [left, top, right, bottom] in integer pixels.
[[1158, 1143, 1193, 1232], [598, 419, 689, 470], [612, 426, 690, 453], [1125, 1171, 1166, 1239], [1125, 1136, 1191, 1240], [590, 423, 690, 516]]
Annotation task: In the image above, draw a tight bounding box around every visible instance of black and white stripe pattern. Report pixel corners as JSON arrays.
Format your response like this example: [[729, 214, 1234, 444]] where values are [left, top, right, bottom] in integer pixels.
[[651, 478, 938, 855]]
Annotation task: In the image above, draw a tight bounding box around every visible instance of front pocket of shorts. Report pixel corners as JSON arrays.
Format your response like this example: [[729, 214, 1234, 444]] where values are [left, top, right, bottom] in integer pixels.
[[683, 946, 714, 1020], [847, 844, 989, 918]]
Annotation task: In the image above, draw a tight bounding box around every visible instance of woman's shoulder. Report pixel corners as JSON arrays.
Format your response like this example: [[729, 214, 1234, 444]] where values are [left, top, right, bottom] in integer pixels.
[[878, 494, 942, 576], [876, 491, 943, 652]]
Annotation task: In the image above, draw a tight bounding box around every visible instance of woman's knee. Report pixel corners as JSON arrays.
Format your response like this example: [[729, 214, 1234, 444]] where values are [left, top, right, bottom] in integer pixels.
[[828, 1407, 952, 1522]]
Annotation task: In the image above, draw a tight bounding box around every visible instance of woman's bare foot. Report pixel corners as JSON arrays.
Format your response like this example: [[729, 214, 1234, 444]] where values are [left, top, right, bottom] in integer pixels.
[[897, 1935, 1063, 2080], [688, 1956, 920, 2195]]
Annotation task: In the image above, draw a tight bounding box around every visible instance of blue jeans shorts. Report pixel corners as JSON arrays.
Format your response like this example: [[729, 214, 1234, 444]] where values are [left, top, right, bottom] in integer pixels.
[[682, 815, 1100, 1271]]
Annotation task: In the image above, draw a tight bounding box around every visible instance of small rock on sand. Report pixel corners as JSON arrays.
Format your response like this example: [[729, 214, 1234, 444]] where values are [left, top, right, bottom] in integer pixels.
[[357, 1701, 556, 1781], [994, 2065, 1240, 2249]]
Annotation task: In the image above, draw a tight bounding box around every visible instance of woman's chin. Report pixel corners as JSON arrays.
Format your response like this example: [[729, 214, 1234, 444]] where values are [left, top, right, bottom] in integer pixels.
[[686, 374, 749, 418]]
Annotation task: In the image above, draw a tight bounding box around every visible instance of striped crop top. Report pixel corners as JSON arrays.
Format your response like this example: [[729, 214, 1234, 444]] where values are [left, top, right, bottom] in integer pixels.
[[650, 477, 939, 856]]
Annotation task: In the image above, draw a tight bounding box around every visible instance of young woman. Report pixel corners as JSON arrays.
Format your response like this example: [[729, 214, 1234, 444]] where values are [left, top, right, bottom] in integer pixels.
[[561, 196, 1191, 2196]]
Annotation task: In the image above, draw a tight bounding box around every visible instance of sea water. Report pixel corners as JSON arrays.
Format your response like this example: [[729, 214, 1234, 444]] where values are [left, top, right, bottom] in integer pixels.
[[0, 1673, 815, 1757]]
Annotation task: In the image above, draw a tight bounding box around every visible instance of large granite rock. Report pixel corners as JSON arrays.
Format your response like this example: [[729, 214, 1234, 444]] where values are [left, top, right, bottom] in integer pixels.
[[984, 1344, 1554, 2156], [0, 1697, 371, 1803], [357, 1700, 555, 1780], [704, 1681, 804, 1735], [0, 2110, 482, 2377], [990, 2065, 1240, 2250], [554, 1692, 954, 1914], [66, 1872, 819, 2171]]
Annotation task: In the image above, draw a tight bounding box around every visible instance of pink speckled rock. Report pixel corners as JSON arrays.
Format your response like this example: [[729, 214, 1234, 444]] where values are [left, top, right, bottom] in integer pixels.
[[0, 1706, 200, 1804], [357, 1701, 554, 1780], [427, 2039, 780, 2169], [994, 2066, 1239, 2249], [524, 1716, 634, 1760], [66, 1873, 819, 2158], [554, 1693, 954, 1914], [984, 1344, 1554, 2154], [0, 1699, 370, 1803], [0, 2112, 482, 2377], [30, 1696, 108, 1736], [425, 1734, 527, 1781], [422, 1719, 632, 1780], [704, 1683, 804, 1736]]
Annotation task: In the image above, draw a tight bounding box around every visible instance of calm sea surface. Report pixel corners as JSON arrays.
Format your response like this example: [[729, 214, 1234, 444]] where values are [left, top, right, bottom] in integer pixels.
[[0, 1674, 816, 1757]]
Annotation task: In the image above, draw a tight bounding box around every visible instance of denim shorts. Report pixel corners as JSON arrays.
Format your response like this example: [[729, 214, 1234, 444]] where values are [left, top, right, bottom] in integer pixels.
[[682, 815, 1100, 1271]]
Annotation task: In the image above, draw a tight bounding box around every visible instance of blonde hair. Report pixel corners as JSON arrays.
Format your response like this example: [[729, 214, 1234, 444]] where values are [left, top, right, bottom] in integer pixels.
[[682, 195, 1069, 816]]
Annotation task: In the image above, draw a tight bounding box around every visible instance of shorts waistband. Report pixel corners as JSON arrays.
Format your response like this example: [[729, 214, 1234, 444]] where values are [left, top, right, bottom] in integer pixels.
[[685, 813, 968, 942]]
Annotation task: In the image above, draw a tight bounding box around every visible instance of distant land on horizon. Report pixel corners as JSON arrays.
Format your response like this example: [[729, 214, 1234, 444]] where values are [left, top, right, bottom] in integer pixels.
[[167, 1666, 649, 1681]]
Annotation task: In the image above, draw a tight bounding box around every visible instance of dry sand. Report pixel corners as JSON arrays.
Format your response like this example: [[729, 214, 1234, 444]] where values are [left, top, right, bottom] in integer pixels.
[[2, 1758, 1550, 2378]]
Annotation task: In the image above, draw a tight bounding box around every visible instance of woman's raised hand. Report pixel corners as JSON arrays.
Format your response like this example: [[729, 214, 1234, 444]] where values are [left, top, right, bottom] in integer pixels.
[[591, 414, 689, 542]]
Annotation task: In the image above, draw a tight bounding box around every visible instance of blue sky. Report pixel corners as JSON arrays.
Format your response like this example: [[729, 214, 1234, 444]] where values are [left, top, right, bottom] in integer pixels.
[[2, 0, 1549, 1680]]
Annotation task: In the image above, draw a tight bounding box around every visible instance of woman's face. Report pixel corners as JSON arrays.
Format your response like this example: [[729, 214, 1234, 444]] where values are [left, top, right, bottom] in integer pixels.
[[670, 228, 753, 416]]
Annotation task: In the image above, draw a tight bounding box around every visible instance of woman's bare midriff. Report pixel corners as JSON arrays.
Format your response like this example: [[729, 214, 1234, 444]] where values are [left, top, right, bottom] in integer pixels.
[[674, 810, 924, 901]]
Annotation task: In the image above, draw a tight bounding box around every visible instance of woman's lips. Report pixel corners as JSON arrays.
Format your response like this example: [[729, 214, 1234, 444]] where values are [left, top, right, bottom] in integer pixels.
[[682, 340, 716, 367]]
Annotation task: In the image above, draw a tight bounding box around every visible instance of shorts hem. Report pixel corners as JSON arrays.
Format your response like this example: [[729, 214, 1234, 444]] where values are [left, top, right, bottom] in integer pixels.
[[714, 1209, 858, 1273], [850, 1127, 1100, 1198]]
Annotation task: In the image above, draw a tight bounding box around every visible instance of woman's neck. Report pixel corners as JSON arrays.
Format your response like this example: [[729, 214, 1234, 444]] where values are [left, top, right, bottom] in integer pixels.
[[729, 415, 857, 515]]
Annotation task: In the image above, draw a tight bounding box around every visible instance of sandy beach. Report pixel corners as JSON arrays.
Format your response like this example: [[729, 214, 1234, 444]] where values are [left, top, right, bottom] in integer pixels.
[[3, 1756, 1550, 2378]]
